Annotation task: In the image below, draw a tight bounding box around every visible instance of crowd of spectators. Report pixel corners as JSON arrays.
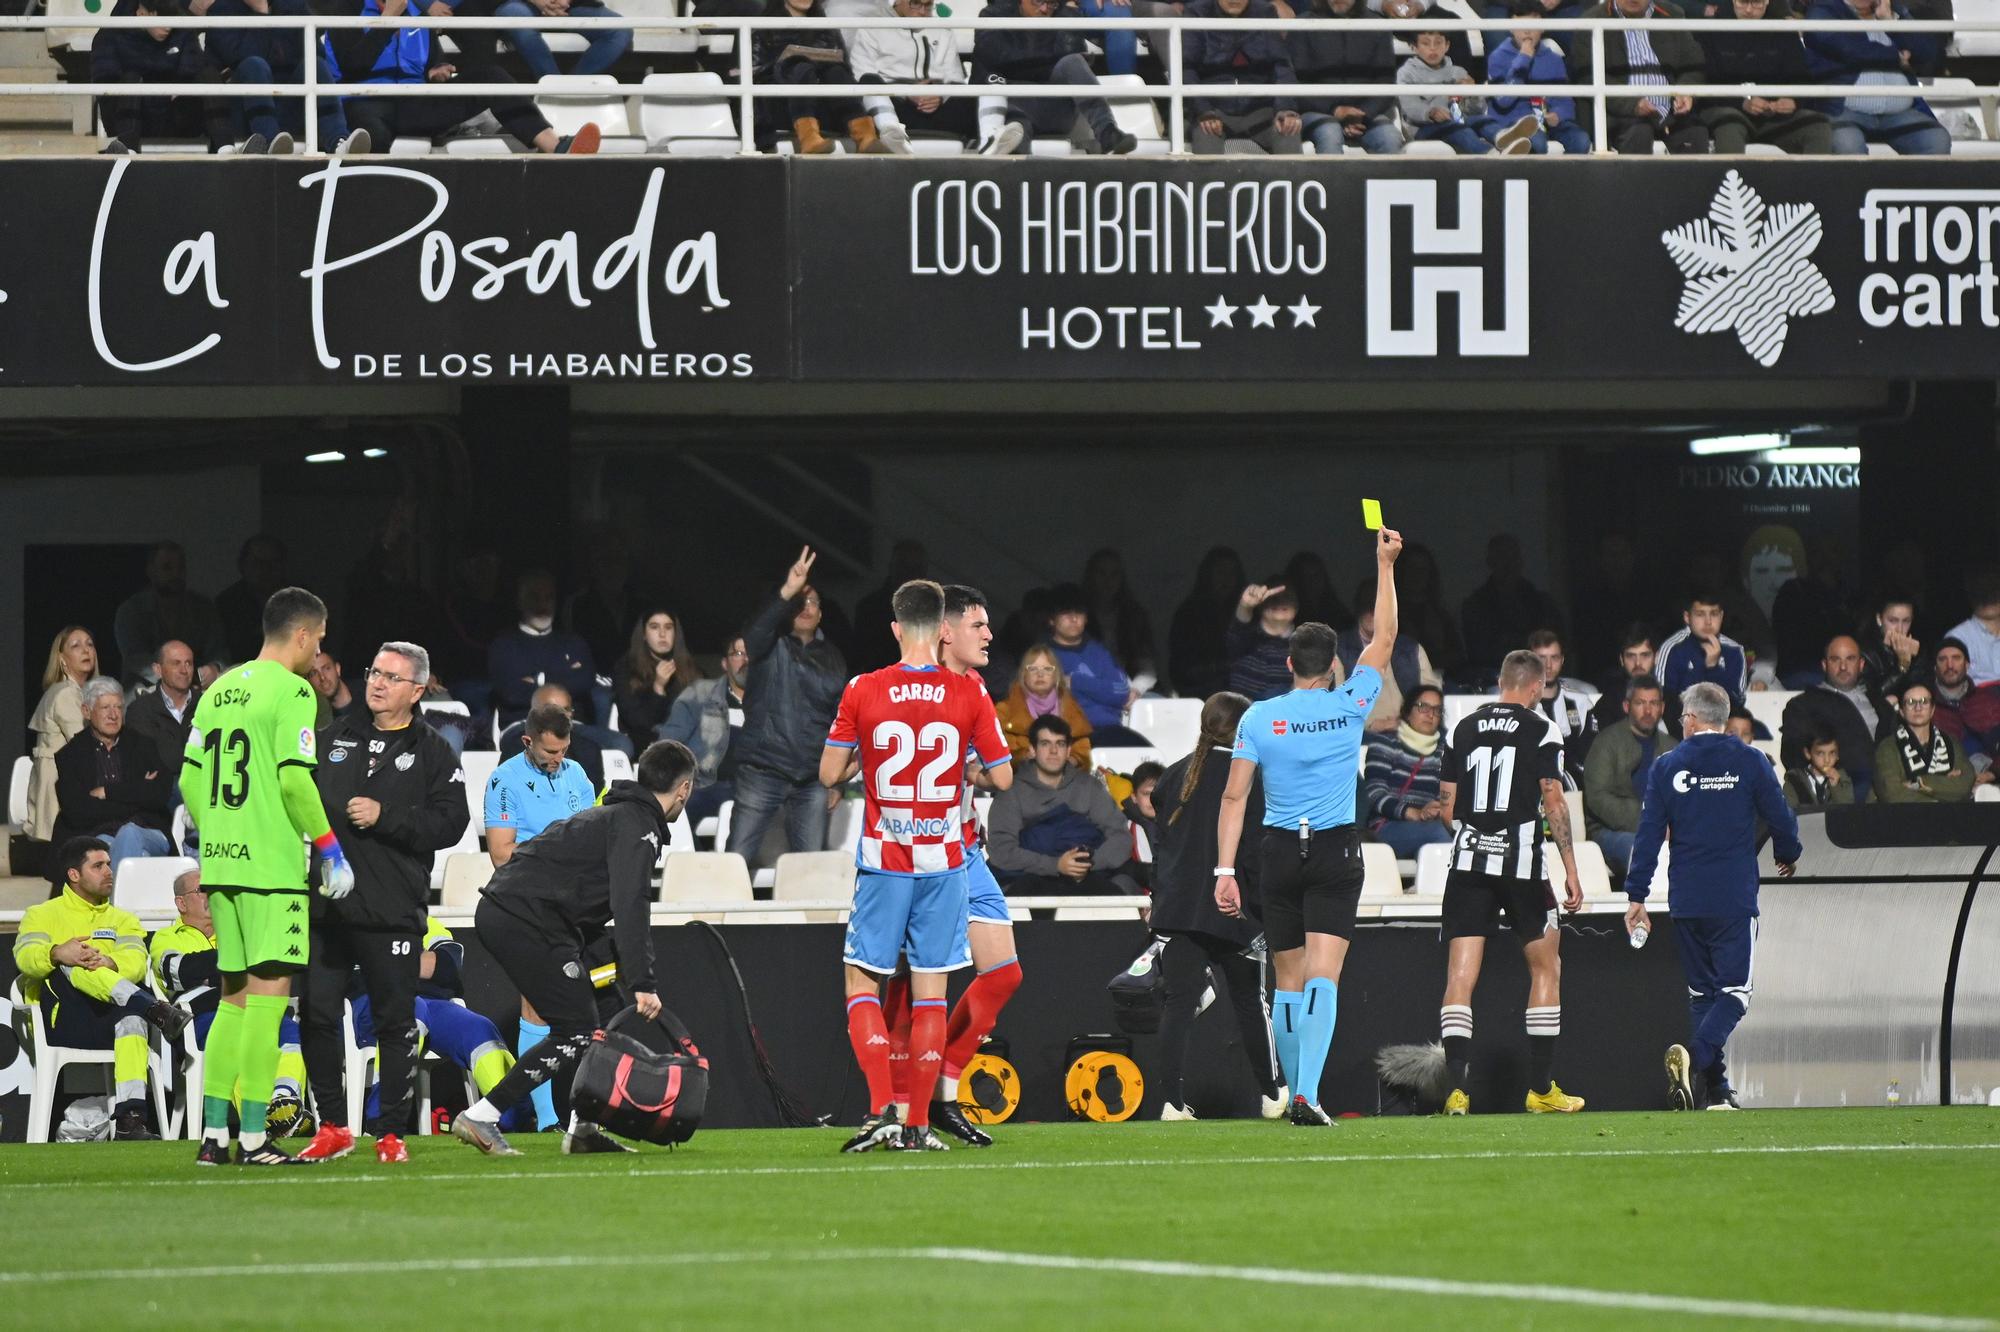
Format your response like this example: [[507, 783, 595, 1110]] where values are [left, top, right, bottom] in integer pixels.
[[70, 0, 1972, 155]]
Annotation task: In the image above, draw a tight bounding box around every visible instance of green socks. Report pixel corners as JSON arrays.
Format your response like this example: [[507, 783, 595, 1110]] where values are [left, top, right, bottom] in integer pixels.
[[202, 1000, 244, 1143], [236, 993, 290, 1147]]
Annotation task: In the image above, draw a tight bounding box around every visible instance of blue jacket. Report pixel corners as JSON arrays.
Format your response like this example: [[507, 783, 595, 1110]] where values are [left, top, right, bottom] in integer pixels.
[[207, 0, 313, 75], [1801, 0, 1939, 116], [1657, 627, 1748, 703], [1483, 37, 1577, 124], [1627, 731, 1801, 918], [1049, 637, 1130, 729], [325, 0, 437, 85]]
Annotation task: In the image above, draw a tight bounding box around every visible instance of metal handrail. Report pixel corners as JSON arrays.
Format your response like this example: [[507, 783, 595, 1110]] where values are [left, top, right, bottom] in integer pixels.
[[1, 12, 1986, 157]]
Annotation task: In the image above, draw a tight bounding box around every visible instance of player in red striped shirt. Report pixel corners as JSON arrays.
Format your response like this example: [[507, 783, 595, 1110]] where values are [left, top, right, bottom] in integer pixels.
[[821, 579, 1013, 1153]]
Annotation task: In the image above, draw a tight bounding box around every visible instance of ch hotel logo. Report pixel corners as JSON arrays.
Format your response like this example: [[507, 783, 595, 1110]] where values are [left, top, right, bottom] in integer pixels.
[[1365, 180, 1530, 357]]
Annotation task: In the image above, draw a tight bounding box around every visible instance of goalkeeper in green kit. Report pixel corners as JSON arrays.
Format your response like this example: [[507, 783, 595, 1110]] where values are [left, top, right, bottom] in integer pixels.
[[179, 588, 355, 1166]]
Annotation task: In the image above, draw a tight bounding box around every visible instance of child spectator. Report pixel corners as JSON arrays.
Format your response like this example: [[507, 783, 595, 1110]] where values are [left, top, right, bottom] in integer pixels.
[[1784, 731, 1856, 811], [1397, 29, 1492, 153], [1481, 0, 1592, 153]]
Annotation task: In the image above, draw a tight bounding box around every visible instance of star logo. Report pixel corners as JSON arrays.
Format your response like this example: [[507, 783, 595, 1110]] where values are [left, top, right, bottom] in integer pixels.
[[1661, 170, 1833, 368], [1205, 295, 1237, 328], [1287, 296, 1320, 329], [1246, 295, 1279, 329]]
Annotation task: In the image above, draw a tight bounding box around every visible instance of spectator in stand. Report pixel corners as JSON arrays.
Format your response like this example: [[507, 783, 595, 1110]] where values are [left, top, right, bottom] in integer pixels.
[[731, 548, 848, 864], [1859, 597, 1923, 701], [564, 531, 643, 679], [1123, 760, 1164, 852], [485, 703, 597, 867], [26, 627, 98, 844], [1689, 551, 1777, 682], [1291, 0, 1402, 156], [1084, 549, 1160, 697], [1399, 541, 1466, 682], [1337, 573, 1440, 731], [852, 0, 977, 152], [1657, 592, 1749, 706], [1046, 583, 1149, 745], [1805, 0, 1949, 155], [1230, 579, 1321, 702], [664, 637, 749, 829], [328, 0, 602, 154], [215, 534, 288, 667], [1283, 551, 1352, 632], [1785, 730, 1856, 810], [1362, 686, 1451, 857], [995, 644, 1096, 769], [1397, 27, 1492, 154], [1574, 535, 1657, 679], [1574, 0, 1710, 154], [1873, 683, 1975, 803], [1460, 534, 1562, 680], [1726, 707, 1762, 750], [971, 0, 1138, 156], [92, 0, 233, 155], [482, 0, 632, 80], [1780, 635, 1891, 801], [757, 0, 883, 153], [497, 684, 609, 791], [612, 610, 700, 752], [205, 0, 359, 155], [1169, 546, 1247, 699], [1697, 0, 1833, 153], [1184, 0, 1303, 154], [442, 542, 509, 686], [124, 641, 201, 790], [1945, 574, 2000, 685], [853, 540, 928, 673], [488, 570, 598, 730], [1528, 629, 1597, 782], [309, 649, 362, 731], [1929, 638, 1994, 780], [1385, 0, 1486, 80], [985, 715, 1138, 895], [1772, 538, 1853, 688], [1481, 0, 1593, 153], [112, 542, 228, 685], [1583, 677, 1674, 872], [1590, 625, 1678, 739], [53, 678, 174, 870]]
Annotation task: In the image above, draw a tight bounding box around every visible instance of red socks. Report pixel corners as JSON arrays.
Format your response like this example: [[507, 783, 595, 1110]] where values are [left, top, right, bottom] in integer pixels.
[[845, 994, 894, 1113], [944, 958, 1022, 1079], [907, 998, 948, 1127], [882, 973, 913, 1108]]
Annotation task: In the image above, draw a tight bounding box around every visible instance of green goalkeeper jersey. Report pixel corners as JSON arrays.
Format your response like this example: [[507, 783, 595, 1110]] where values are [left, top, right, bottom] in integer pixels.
[[182, 658, 321, 892]]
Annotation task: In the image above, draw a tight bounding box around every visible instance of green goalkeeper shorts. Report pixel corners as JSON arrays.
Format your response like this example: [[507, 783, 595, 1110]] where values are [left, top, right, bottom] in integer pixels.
[[209, 887, 312, 973]]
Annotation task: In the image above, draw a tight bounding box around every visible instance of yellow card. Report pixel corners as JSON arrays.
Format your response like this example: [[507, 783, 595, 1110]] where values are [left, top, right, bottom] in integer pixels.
[[1362, 498, 1384, 531]]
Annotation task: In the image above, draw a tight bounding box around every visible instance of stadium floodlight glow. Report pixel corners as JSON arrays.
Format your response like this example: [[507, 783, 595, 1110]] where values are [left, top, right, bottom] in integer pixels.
[[1689, 433, 1789, 456], [304, 450, 346, 463], [1756, 446, 1861, 465], [362, 448, 388, 458]]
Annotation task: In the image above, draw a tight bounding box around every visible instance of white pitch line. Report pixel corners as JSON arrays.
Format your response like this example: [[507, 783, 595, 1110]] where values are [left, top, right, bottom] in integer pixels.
[[0, 1245, 1989, 1332], [0, 1138, 1993, 1193]]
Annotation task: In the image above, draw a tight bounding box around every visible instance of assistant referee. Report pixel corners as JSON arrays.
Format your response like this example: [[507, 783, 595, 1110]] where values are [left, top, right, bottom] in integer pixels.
[[1216, 526, 1403, 1125]]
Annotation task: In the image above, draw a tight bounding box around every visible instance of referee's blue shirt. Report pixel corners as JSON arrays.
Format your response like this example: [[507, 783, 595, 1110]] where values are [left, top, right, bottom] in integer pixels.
[[1234, 666, 1382, 829], [484, 752, 596, 843]]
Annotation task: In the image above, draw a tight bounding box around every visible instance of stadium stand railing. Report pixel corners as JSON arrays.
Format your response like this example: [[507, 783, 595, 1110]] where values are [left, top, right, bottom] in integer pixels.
[[4, 12, 1997, 156]]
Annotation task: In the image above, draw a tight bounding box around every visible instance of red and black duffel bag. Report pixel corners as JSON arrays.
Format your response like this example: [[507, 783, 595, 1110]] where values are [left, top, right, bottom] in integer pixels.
[[568, 1005, 710, 1146]]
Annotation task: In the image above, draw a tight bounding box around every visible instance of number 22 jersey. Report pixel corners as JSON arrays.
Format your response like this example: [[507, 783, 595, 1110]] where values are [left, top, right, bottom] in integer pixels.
[[1439, 702, 1563, 881], [826, 664, 1011, 876], [182, 658, 320, 892]]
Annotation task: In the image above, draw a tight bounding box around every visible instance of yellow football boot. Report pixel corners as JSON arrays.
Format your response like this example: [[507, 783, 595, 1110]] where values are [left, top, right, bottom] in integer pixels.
[[1442, 1089, 1470, 1116], [1525, 1083, 1586, 1113]]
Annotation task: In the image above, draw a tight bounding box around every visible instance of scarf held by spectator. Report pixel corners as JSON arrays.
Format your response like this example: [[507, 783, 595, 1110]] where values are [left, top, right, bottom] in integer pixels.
[[1893, 722, 1953, 779]]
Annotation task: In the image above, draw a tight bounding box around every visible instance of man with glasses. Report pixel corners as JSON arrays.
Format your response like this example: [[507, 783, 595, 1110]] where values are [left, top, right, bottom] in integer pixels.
[[297, 641, 470, 1163], [849, 0, 977, 152], [1626, 681, 1800, 1111]]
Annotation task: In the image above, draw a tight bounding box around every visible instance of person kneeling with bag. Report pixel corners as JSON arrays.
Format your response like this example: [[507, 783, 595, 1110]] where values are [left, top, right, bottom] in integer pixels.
[[570, 1005, 709, 1146]]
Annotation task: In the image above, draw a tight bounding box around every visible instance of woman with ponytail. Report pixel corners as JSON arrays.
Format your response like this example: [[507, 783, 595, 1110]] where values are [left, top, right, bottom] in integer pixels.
[[1146, 691, 1287, 1121]]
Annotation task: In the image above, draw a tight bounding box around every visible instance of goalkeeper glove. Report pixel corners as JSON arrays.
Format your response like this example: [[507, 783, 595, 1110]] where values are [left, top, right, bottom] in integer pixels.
[[314, 831, 355, 901]]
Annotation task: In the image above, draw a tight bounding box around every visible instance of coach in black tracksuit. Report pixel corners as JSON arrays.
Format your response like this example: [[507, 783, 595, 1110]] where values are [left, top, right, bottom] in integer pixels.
[[303, 642, 469, 1143], [450, 740, 696, 1157]]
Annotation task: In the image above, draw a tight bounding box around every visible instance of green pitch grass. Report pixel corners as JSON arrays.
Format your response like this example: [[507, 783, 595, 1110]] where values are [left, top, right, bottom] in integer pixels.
[[1, 1109, 1995, 1331]]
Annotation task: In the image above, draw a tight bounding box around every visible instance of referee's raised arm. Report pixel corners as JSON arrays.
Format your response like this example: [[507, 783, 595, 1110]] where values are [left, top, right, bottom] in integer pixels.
[[1356, 528, 1404, 675]]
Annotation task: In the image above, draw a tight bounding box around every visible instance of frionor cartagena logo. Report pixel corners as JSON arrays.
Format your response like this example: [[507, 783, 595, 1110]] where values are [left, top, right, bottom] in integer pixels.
[[1661, 170, 1834, 368]]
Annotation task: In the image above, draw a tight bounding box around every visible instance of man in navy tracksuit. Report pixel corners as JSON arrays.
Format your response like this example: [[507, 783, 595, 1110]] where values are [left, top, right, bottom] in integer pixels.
[[1625, 681, 1801, 1111]]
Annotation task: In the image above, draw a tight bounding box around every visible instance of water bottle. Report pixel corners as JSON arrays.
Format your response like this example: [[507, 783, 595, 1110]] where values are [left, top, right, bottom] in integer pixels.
[[1449, 96, 1464, 124], [1629, 923, 1650, 950], [1531, 96, 1547, 130], [1886, 1079, 1901, 1107]]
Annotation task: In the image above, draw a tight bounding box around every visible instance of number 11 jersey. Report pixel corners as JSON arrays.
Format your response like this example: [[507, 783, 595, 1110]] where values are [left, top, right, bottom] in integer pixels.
[[1439, 702, 1564, 882], [826, 663, 1011, 877], [182, 658, 320, 892]]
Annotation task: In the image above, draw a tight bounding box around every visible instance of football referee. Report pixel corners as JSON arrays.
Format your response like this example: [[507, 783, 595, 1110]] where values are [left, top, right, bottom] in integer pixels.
[[1215, 526, 1402, 1125]]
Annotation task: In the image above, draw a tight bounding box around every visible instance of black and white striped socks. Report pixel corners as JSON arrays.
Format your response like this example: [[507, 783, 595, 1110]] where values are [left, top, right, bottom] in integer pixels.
[[1526, 1005, 1561, 1093]]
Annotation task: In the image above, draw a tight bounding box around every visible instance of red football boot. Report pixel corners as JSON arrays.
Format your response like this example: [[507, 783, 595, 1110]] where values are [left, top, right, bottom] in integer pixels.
[[296, 1123, 355, 1162]]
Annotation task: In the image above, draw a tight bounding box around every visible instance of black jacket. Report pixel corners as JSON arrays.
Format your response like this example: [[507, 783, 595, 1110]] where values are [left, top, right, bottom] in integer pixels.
[[734, 590, 848, 781], [53, 730, 173, 843], [1288, 4, 1395, 124], [1182, 0, 1297, 118], [124, 683, 201, 786], [90, 0, 208, 85], [206, 0, 314, 73], [1780, 684, 1891, 783], [481, 781, 671, 996], [754, 3, 847, 78], [312, 715, 469, 933], [1697, 2, 1822, 115], [972, 0, 1086, 81], [1147, 746, 1264, 948]]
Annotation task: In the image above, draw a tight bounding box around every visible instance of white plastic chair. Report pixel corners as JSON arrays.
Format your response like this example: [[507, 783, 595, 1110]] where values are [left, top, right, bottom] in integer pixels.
[[626, 0, 700, 55], [440, 852, 494, 908], [1742, 690, 1796, 744], [659, 851, 754, 917], [7, 756, 29, 827], [1126, 698, 1203, 758], [112, 855, 197, 913], [432, 815, 480, 892], [1359, 842, 1406, 903], [601, 748, 635, 786], [1098, 73, 1170, 155], [10, 977, 171, 1143], [420, 699, 471, 721], [146, 970, 205, 1140], [536, 73, 640, 143], [461, 751, 500, 825], [772, 850, 856, 922], [1089, 746, 1162, 775], [639, 72, 740, 155], [1414, 841, 1452, 894], [1052, 901, 1145, 921]]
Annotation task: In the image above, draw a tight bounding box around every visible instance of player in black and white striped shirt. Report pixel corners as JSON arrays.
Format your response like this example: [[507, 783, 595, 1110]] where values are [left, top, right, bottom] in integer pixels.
[[1434, 650, 1584, 1115]]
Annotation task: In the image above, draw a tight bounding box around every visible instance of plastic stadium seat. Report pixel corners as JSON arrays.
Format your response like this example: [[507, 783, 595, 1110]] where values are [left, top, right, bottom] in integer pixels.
[[536, 73, 641, 148], [640, 72, 739, 154], [1100, 74, 1169, 155], [625, 0, 699, 54], [390, 137, 436, 156], [772, 851, 857, 922], [443, 136, 516, 155], [10, 978, 170, 1143], [440, 853, 493, 908], [1975, 784, 2000, 803], [1028, 139, 1074, 156], [601, 748, 634, 786], [1090, 746, 1162, 775], [1415, 841, 1451, 893], [43, 0, 94, 50], [1743, 690, 1795, 743], [420, 699, 471, 721], [460, 751, 499, 825], [1127, 698, 1201, 759], [1360, 842, 1405, 903], [1052, 901, 1145, 921], [112, 855, 197, 913], [1953, 0, 2000, 57], [909, 137, 970, 156], [7, 756, 28, 827], [658, 851, 753, 913]]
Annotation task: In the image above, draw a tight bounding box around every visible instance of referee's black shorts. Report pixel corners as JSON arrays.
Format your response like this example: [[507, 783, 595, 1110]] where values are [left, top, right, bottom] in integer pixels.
[[1258, 824, 1365, 951], [1441, 868, 1557, 942]]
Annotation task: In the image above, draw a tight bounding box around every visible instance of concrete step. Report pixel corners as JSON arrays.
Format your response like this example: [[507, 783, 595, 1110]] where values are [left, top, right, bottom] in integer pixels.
[[0, 32, 54, 64], [0, 63, 83, 130], [0, 127, 95, 152]]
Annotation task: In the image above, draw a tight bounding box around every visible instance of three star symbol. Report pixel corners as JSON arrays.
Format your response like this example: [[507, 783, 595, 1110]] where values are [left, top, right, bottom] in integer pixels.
[[1207, 294, 1320, 330]]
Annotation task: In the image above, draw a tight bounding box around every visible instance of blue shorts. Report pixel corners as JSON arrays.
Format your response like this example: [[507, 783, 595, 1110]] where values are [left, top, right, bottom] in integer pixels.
[[964, 846, 1010, 926], [844, 867, 971, 975]]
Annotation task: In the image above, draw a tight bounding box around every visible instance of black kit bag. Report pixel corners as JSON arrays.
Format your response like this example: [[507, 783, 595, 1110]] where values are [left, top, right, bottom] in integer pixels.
[[569, 1005, 711, 1146]]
